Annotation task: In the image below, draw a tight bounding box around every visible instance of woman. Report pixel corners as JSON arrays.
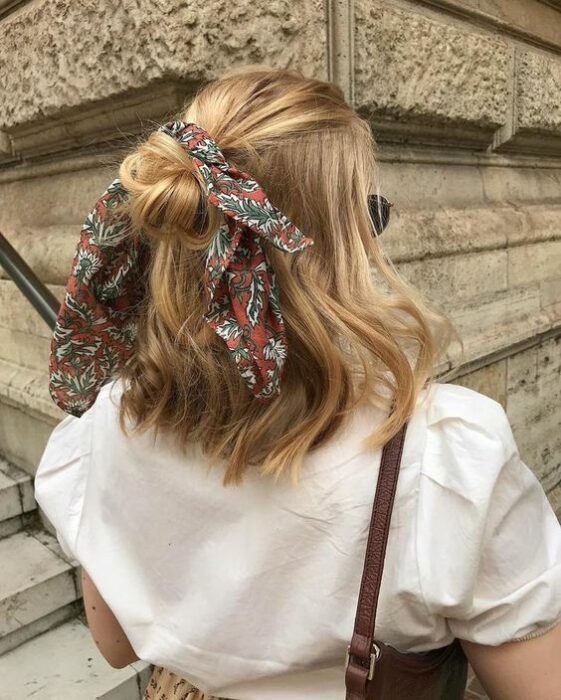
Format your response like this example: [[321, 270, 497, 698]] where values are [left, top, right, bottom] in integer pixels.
[[35, 66, 561, 700]]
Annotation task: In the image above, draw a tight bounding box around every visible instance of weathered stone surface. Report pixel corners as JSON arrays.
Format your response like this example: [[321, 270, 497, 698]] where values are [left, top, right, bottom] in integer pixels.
[[355, 1, 509, 145], [0, 357, 60, 418], [497, 49, 561, 154], [0, 0, 25, 18], [0, 328, 51, 375], [509, 240, 561, 287], [423, 0, 561, 51], [380, 155, 561, 212], [517, 50, 561, 134], [0, 227, 77, 286], [0, 131, 11, 155], [479, 159, 561, 203], [0, 163, 119, 234], [445, 286, 551, 365], [0, 280, 62, 375], [398, 249, 507, 307], [0, 281, 63, 339], [506, 336, 561, 515], [0, 382, 59, 474], [8, 83, 190, 159], [452, 360, 507, 408], [541, 278, 561, 322], [0, 130, 16, 165], [504, 204, 561, 246], [0, 617, 151, 700], [0, 0, 326, 131], [381, 207, 510, 264]]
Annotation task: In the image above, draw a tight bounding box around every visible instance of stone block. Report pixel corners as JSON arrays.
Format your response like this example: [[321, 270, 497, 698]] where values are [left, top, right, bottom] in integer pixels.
[[0, 0, 27, 15], [506, 336, 561, 507], [0, 0, 327, 131], [541, 277, 561, 322], [509, 240, 561, 287], [451, 360, 507, 408], [504, 204, 561, 246], [0, 226, 78, 286], [448, 286, 549, 365], [480, 161, 561, 206], [0, 328, 51, 375], [0, 281, 63, 338], [0, 355, 62, 420], [0, 401, 57, 475], [7, 83, 190, 160], [379, 153, 561, 216], [381, 207, 510, 264], [517, 50, 561, 133], [423, 0, 561, 51], [397, 249, 507, 308], [0, 163, 119, 234], [355, 1, 509, 147], [0, 530, 77, 638], [0, 130, 12, 160], [496, 49, 561, 154]]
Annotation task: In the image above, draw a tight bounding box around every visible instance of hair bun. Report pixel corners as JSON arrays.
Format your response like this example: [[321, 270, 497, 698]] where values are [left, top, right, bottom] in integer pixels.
[[119, 130, 219, 248]]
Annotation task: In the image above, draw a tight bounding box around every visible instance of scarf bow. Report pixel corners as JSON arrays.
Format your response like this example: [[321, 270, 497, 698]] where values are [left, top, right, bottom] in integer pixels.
[[158, 120, 314, 400]]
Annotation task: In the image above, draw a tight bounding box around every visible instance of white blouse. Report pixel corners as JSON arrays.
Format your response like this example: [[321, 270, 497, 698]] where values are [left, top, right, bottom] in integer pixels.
[[34, 380, 561, 700]]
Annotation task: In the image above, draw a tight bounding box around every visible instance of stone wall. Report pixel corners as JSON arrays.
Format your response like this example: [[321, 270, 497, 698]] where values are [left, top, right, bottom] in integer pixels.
[[0, 0, 560, 513]]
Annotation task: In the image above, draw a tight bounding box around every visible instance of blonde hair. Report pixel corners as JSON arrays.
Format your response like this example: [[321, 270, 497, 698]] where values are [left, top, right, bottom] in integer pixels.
[[116, 65, 452, 485]]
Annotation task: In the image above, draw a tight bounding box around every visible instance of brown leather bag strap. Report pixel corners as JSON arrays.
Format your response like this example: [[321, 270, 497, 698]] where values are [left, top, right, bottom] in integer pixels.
[[345, 422, 408, 699]]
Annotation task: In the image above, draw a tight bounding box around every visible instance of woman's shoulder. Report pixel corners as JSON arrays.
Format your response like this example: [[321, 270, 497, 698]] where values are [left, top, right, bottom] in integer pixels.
[[410, 383, 561, 644], [423, 382, 512, 434], [412, 382, 519, 500]]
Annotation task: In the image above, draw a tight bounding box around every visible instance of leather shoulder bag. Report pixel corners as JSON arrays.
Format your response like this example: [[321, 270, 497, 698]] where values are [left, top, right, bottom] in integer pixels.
[[345, 422, 469, 700]]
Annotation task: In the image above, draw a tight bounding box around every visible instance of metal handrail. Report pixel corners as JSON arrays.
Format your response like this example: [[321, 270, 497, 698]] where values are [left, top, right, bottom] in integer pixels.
[[0, 231, 60, 330]]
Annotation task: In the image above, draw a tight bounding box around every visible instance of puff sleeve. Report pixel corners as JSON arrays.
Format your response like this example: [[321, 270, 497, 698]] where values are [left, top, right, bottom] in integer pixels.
[[33, 408, 94, 561], [417, 384, 561, 646], [48, 177, 150, 417]]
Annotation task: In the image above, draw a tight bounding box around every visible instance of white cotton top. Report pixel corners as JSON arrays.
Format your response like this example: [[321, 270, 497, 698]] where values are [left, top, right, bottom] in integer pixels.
[[34, 379, 561, 700]]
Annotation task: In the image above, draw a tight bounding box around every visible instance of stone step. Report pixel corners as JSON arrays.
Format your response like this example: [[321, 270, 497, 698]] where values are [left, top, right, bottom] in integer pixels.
[[0, 458, 36, 539], [0, 616, 152, 700], [0, 528, 81, 655]]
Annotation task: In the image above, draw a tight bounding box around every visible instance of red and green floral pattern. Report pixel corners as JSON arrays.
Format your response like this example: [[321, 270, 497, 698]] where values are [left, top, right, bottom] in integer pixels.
[[159, 120, 314, 400], [49, 178, 149, 416], [49, 120, 314, 415]]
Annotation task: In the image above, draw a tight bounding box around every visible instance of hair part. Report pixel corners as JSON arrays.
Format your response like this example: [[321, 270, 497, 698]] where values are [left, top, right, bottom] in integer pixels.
[[115, 65, 453, 486]]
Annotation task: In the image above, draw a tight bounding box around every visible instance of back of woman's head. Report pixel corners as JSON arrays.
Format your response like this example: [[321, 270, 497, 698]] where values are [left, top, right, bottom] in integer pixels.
[[117, 65, 451, 485]]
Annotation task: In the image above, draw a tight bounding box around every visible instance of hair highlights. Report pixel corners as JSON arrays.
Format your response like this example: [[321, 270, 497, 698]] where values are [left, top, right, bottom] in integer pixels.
[[116, 66, 453, 485]]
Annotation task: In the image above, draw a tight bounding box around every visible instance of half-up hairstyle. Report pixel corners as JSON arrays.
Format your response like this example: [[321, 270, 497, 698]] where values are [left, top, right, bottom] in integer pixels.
[[116, 65, 452, 485]]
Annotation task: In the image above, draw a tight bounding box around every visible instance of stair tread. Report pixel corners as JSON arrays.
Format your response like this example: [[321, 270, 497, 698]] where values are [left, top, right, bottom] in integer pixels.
[[0, 530, 72, 600], [0, 457, 32, 485], [0, 617, 151, 700], [0, 457, 35, 523]]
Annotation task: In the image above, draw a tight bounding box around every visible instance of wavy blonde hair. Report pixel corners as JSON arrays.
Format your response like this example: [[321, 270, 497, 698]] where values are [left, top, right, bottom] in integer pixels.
[[116, 65, 452, 485]]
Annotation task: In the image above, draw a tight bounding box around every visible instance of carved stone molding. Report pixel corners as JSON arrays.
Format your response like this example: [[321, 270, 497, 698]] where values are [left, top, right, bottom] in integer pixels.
[[0, 0, 28, 20], [416, 0, 561, 52], [540, 0, 561, 10], [5, 82, 193, 160], [0, 0, 326, 132], [495, 49, 561, 155], [0, 130, 16, 165]]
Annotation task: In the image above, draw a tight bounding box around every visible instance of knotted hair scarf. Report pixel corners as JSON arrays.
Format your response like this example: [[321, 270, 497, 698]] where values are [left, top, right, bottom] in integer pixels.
[[157, 120, 314, 401]]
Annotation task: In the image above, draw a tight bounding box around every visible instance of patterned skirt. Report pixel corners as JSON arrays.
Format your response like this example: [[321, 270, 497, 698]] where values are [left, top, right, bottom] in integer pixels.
[[143, 664, 227, 700]]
